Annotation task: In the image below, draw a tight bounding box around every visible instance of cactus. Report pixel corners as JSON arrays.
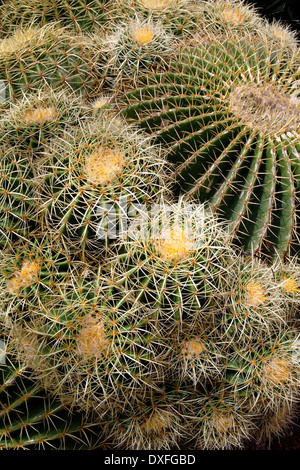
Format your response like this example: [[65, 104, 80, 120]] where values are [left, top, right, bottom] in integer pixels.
[[193, 0, 264, 41], [187, 385, 257, 450], [0, 87, 91, 154], [7, 273, 167, 417], [0, 24, 101, 101], [110, 0, 200, 39], [0, 236, 88, 314], [272, 256, 300, 308], [101, 16, 177, 88], [0, 147, 38, 249], [106, 199, 236, 330], [0, 0, 299, 452], [257, 399, 298, 445], [168, 322, 225, 385], [37, 112, 169, 257], [119, 37, 300, 259], [225, 328, 300, 405], [262, 19, 299, 54], [104, 382, 188, 450], [216, 255, 288, 343], [0, 326, 100, 449], [0, 0, 112, 36]]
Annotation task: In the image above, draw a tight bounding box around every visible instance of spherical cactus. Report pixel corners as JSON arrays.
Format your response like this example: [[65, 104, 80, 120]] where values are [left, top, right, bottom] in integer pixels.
[[193, 0, 264, 41], [101, 16, 177, 88], [225, 328, 300, 406], [0, 326, 99, 450], [186, 386, 257, 450], [257, 399, 298, 445], [105, 198, 236, 330], [0, 0, 112, 36], [0, 24, 101, 101], [110, 0, 200, 38], [0, 147, 38, 249], [37, 112, 169, 258], [118, 37, 300, 259], [168, 321, 225, 386], [272, 256, 300, 308], [216, 254, 287, 343], [262, 19, 299, 54], [0, 236, 86, 313], [104, 381, 189, 450], [0, 87, 91, 154], [8, 275, 167, 417]]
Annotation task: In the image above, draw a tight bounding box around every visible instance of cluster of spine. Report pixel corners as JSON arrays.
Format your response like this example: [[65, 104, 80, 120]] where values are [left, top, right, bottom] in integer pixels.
[[0, 0, 300, 452], [109, 0, 200, 38]]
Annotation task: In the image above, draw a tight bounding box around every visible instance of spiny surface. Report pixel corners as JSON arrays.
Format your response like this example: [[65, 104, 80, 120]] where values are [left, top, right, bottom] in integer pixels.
[[119, 39, 300, 259]]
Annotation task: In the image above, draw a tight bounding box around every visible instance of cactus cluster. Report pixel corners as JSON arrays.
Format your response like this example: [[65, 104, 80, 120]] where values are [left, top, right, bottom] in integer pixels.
[[0, 323, 101, 449], [119, 37, 300, 260], [0, 0, 300, 452]]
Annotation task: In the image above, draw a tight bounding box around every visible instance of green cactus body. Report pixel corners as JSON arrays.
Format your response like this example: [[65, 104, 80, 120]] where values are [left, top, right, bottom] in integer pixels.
[[0, 24, 101, 101], [37, 114, 168, 257], [106, 200, 235, 329], [8, 276, 167, 416], [0, 148, 38, 248], [0, 0, 112, 36], [0, 328, 100, 450], [0, 88, 91, 154], [119, 39, 300, 259]]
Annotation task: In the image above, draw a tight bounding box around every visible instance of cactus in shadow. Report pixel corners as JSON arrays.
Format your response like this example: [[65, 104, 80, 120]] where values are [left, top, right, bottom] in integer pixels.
[[119, 37, 300, 260], [0, 325, 100, 449], [104, 381, 189, 450]]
